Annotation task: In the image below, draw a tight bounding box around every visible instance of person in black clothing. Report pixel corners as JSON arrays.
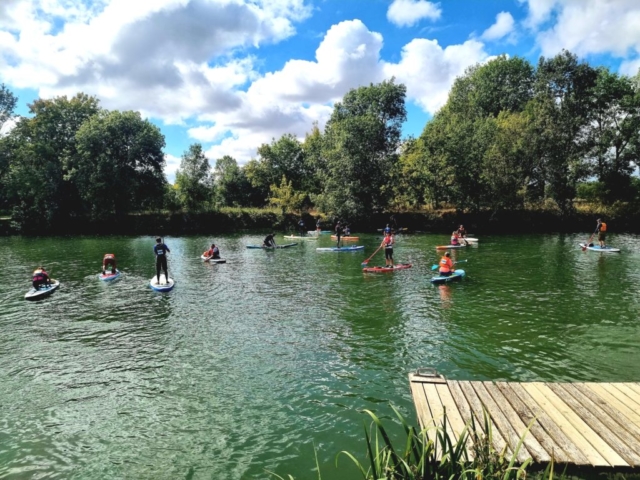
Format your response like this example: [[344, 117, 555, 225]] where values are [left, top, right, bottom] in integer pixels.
[[335, 222, 343, 247], [298, 218, 306, 236], [263, 233, 277, 248], [154, 237, 170, 284]]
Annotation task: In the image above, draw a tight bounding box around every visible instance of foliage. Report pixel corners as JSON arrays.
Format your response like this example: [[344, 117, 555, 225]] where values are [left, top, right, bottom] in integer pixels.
[[175, 143, 212, 212], [6, 93, 100, 230], [0, 83, 17, 132], [321, 79, 407, 219], [213, 155, 252, 207], [268, 175, 306, 214], [70, 110, 166, 219]]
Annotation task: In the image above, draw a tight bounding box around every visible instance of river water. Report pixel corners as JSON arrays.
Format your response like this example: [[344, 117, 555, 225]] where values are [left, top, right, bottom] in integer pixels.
[[1, 233, 639, 479]]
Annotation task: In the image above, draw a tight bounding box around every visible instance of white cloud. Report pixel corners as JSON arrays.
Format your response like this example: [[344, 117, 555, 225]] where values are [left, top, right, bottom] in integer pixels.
[[384, 38, 490, 114], [620, 58, 640, 78], [481, 12, 515, 41], [164, 153, 181, 183], [387, 0, 441, 28], [521, 0, 640, 63]]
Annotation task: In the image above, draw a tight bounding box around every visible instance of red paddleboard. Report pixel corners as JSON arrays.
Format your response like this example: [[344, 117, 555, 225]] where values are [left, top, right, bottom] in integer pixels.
[[363, 263, 412, 273]]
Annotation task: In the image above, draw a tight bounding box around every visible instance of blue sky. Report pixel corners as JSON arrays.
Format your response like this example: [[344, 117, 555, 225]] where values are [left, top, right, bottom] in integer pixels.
[[1, 0, 640, 181]]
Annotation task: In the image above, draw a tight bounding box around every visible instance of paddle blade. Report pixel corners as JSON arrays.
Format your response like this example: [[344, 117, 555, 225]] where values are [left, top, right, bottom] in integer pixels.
[[431, 264, 438, 271], [581, 245, 587, 251], [361, 261, 369, 267]]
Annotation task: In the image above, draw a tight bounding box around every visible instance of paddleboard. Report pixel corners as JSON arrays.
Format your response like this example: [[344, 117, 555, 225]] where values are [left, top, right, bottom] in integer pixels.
[[308, 230, 332, 234], [435, 244, 466, 250], [363, 263, 412, 273], [579, 243, 621, 253], [316, 245, 365, 252], [330, 235, 359, 240], [463, 238, 478, 242], [200, 255, 227, 263], [431, 269, 465, 284], [150, 274, 175, 292], [99, 269, 121, 281], [246, 243, 298, 249], [25, 280, 60, 300], [284, 235, 318, 240]]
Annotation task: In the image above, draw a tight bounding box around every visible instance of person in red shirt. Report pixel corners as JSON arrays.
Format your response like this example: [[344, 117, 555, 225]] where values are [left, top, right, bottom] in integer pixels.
[[102, 253, 117, 275], [438, 252, 454, 277], [203, 243, 220, 260], [380, 231, 395, 266]]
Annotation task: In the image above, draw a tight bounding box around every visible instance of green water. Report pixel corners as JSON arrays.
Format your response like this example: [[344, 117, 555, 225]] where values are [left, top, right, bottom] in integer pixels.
[[1, 233, 640, 479]]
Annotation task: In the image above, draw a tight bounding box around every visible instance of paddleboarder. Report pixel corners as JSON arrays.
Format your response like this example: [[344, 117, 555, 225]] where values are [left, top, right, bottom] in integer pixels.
[[455, 225, 469, 245], [315, 218, 321, 234], [335, 222, 343, 247], [298, 218, 306, 236], [450, 231, 460, 246], [263, 233, 277, 248], [102, 253, 117, 275], [204, 243, 220, 260], [154, 237, 170, 285], [381, 231, 394, 267], [438, 252, 454, 277], [32, 266, 51, 289], [596, 218, 607, 248]]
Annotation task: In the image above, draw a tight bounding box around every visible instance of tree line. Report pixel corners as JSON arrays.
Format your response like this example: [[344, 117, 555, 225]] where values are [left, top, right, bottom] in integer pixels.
[[1, 50, 639, 232]]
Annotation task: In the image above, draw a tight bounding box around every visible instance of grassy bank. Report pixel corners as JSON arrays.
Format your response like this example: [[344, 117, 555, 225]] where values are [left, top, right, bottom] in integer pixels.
[[2, 204, 640, 236]]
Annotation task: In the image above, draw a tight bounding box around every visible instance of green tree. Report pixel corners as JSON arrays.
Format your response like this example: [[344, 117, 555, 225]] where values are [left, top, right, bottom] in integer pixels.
[[585, 68, 640, 203], [0, 83, 17, 132], [531, 50, 598, 213], [71, 110, 166, 219], [6, 93, 100, 229], [0, 85, 18, 211], [251, 134, 307, 199], [213, 155, 251, 207], [321, 79, 407, 219], [175, 143, 212, 212], [268, 175, 305, 214]]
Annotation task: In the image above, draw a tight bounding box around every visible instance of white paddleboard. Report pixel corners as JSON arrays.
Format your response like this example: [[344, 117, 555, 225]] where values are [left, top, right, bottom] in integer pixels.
[[150, 275, 175, 291], [25, 280, 60, 300], [579, 243, 621, 253]]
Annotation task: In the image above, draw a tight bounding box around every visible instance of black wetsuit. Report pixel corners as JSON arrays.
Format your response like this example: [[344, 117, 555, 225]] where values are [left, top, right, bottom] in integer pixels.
[[154, 243, 170, 282]]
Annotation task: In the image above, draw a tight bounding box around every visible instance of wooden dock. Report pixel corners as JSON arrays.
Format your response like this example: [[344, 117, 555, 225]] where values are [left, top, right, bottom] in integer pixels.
[[409, 369, 640, 467]]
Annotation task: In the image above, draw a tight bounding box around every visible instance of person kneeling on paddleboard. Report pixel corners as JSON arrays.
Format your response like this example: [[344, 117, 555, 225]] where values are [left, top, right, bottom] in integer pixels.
[[456, 225, 469, 245], [204, 243, 220, 259], [381, 231, 394, 267], [154, 237, 170, 284], [102, 253, 117, 275], [32, 266, 51, 289], [439, 252, 454, 277], [263, 233, 276, 248], [450, 231, 460, 246]]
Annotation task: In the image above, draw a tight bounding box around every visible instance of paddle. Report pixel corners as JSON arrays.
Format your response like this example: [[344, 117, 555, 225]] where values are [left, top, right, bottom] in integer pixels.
[[431, 259, 467, 271], [361, 244, 383, 266], [581, 226, 599, 251]]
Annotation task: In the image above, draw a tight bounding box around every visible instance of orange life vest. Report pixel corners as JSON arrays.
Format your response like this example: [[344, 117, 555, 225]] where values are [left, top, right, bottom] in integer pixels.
[[103, 254, 115, 260], [600, 222, 607, 232], [439, 257, 453, 273]]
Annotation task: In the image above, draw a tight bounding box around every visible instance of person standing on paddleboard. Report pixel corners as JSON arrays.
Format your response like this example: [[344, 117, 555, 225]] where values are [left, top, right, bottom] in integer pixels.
[[263, 233, 276, 248], [298, 218, 306, 237], [596, 218, 607, 248], [315, 218, 321, 234], [381, 231, 395, 267], [102, 253, 117, 275], [439, 252, 454, 277], [335, 221, 343, 247], [32, 266, 51, 289], [154, 237, 170, 284]]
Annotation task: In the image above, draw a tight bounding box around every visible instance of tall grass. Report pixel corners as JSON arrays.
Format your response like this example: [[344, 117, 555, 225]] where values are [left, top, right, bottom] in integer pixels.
[[272, 405, 552, 480]]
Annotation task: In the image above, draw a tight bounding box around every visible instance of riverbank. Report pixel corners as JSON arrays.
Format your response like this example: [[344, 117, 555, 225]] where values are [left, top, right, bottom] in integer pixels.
[[2, 204, 640, 236]]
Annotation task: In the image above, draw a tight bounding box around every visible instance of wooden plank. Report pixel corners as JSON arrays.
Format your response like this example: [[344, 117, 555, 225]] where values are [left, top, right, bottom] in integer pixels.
[[448, 381, 475, 429], [607, 384, 640, 411], [458, 381, 511, 457], [484, 382, 549, 463], [621, 383, 640, 398], [410, 371, 447, 384], [409, 380, 432, 431], [513, 383, 591, 466], [555, 384, 640, 466], [572, 384, 640, 445], [435, 383, 474, 459], [523, 383, 612, 467], [471, 382, 531, 463], [580, 384, 640, 429], [422, 382, 446, 460]]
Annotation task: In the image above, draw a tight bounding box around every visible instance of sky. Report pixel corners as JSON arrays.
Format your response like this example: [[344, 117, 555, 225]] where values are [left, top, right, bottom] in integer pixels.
[[1, 0, 640, 182]]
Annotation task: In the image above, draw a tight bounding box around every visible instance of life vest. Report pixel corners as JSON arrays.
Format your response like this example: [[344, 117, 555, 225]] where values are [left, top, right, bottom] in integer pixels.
[[383, 234, 393, 248], [439, 257, 453, 273], [204, 249, 213, 257], [103, 253, 115, 261], [600, 222, 607, 232], [33, 269, 48, 281], [451, 233, 459, 245]]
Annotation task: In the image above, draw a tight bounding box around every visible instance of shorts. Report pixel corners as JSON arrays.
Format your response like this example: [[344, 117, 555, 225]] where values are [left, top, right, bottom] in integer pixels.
[[438, 271, 452, 277], [598, 232, 606, 241], [385, 248, 393, 259]]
